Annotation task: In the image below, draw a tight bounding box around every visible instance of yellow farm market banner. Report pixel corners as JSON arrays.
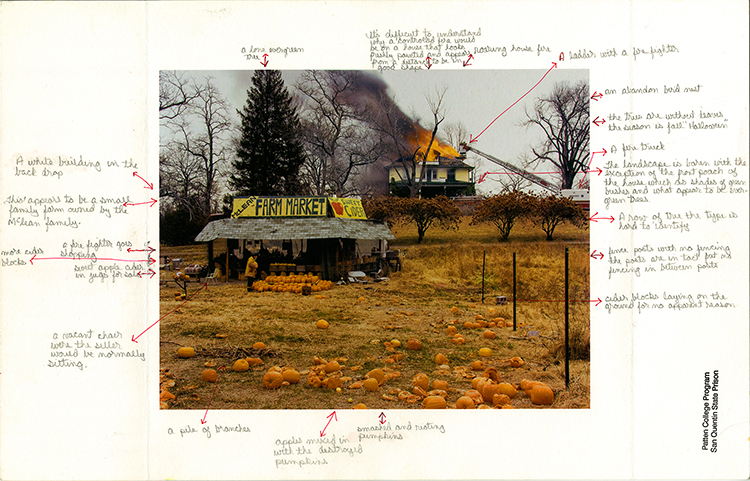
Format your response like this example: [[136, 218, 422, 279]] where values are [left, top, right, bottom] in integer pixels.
[[232, 196, 327, 218], [328, 198, 367, 219]]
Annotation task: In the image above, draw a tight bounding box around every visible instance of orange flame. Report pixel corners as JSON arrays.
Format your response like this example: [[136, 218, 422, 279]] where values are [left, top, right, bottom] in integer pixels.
[[406, 125, 460, 162]]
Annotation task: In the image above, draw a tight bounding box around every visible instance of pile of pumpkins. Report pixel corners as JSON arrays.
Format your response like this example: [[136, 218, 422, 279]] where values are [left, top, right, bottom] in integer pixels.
[[250, 272, 334, 294]]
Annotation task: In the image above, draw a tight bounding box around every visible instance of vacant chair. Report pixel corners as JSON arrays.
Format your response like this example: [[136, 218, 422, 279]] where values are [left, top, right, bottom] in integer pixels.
[[204, 268, 219, 285]]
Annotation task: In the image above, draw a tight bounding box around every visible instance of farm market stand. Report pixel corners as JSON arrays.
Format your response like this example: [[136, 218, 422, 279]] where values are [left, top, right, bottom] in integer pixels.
[[194, 196, 396, 282]]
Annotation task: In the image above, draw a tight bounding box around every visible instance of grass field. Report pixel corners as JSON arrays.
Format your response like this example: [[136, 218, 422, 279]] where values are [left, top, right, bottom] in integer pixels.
[[159, 217, 590, 410]]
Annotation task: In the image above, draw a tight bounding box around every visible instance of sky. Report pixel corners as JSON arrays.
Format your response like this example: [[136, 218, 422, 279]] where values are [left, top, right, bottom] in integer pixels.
[[166, 68, 589, 196]]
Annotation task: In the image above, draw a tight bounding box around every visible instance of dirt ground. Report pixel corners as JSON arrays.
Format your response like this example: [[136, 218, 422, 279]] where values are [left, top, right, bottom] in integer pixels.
[[159, 218, 590, 410]]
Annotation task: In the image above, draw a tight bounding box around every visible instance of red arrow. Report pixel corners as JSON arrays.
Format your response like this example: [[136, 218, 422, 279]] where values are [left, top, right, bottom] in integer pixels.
[[319, 411, 337, 437], [137, 269, 156, 278], [425, 56, 432, 70], [30, 254, 154, 265], [378, 412, 386, 424], [133, 171, 153, 190], [127, 246, 156, 253], [462, 53, 474, 67], [200, 366, 225, 424], [515, 298, 603, 306], [591, 91, 603, 101], [592, 116, 606, 127], [590, 250, 604, 260], [123, 198, 157, 208], [589, 212, 615, 223], [586, 167, 603, 176], [470, 62, 557, 143], [260, 54, 269, 67], [581, 148, 607, 182], [132, 283, 208, 343]]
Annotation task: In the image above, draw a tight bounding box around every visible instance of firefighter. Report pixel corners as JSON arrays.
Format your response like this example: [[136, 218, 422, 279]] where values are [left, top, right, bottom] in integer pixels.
[[245, 253, 259, 292]]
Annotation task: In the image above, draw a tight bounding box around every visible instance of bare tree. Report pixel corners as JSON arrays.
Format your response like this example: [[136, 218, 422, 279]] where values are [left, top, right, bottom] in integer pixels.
[[159, 144, 203, 219], [443, 121, 469, 152], [524, 80, 590, 190], [296, 70, 385, 197], [159, 71, 204, 120], [370, 86, 449, 198], [162, 75, 234, 219]]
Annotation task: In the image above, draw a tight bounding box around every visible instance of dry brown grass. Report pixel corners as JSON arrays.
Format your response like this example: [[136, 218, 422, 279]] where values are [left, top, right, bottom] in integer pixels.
[[159, 216, 589, 410]]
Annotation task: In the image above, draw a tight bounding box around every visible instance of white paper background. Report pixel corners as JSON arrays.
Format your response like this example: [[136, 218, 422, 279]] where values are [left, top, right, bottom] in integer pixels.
[[1, 1, 748, 480]]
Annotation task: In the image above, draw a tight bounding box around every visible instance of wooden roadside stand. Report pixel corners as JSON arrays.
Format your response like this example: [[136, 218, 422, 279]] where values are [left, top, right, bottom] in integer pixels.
[[194, 196, 397, 284]]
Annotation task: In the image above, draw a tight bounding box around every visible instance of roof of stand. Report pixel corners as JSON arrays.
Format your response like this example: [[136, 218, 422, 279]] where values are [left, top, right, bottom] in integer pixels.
[[195, 217, 395, 242]]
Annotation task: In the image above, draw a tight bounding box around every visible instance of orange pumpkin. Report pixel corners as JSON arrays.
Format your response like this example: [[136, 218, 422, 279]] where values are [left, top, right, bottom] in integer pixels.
[[478, 347, 492, 357], [509, 356, 525, 368], [482, 330, 496, 339], [496, 382, 517, 398], [465, 389, 483, 405], [432, 379, 449, 391], [446, 326, 458, 335], [492, 393, 512, 406], [324, 361, 341, 373], [246, 357, 264, 367], [232, 359, 250, 372], [366, 368, 385, 385], [470, 360, 485, 371], [434, 353, 449, 365], [262, 370, 284, 389], [316, 319, 329, 329], [282, 369, 301, 384], [406, 338, 422, 350], [253, 342, 266, 350], [530, 384, 555, 405], [412, 373, 429, 391], [201, 369, 218, 383], [177, 347, 195, 358], [455, 396, 475, 409], [363, 378, 379, 392], [422, 395, 447, 409], [352, 403, 368, 409]]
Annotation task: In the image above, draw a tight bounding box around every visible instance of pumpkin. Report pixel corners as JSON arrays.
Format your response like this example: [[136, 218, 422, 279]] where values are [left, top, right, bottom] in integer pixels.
[[505, 320, 514, 327], [352, 403, 368, 409], [463, 321, 474, 329], [482, 330, 496, 339], [477, 320, 489, 328], [478, 347, 492, 357], [412, 373, 429, 391], [422, 395, 447, 409], [253, 342, 266, 350], [366, 368, 385, 385], [434, 353, 449, 365], [502, 404, 515, 409], [471, 377, 484, 390], [432, 379, 449, 391], [452, 336, 466, 345], [482, 367, 500, 382], [324, 361, 341, 373], [232, 359, 250, 372], [406, 338, 422, 350], [497, 382, 517, 398], [455, 396, 475, 409], [470, 360, 485, 371], [177, 347, 195, 358], [412, 386, 428, 397], [316, 319, 329, 329], [530, 384, 555, 405], [481, 383, 504, 403], [492, 393, 512, 406], [363, 378, 379, 392], [262, 371, 284, 389], [201, 369, 218, 383], [348, 381, 363, 389], [446, 326, 458, 335], [465, 389, 483, 405], [475, 314, 484, 321], [324, 376, 342, 390], [509, 356, 525, 368], [307, 375, 323, 388], [282, 369, 301, 384], [246, 357, 264, 367], [450, 306, 459, 313], [521, 379, 547, 394], [390, 339, 401, 348]]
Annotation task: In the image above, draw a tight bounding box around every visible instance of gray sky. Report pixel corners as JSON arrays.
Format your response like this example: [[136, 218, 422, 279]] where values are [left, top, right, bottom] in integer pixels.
[[169, 68, 588, 195]]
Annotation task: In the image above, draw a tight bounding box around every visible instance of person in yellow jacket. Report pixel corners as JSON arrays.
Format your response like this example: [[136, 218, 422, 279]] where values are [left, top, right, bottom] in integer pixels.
[[245, 254, 258, 292]]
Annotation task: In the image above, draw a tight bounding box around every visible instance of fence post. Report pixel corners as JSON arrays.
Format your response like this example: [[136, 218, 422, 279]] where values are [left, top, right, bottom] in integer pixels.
[[513, 252, 516, 331], [565, 246, 570, 389], [481, 250, 486, 304]]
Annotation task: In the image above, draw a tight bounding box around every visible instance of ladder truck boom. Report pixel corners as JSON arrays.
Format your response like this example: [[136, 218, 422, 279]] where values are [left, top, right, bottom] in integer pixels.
[[460, 143, 560, 194]]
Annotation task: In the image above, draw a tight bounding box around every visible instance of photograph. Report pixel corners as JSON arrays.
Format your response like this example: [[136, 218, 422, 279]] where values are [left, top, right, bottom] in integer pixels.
[[158, 69, 591, 410]]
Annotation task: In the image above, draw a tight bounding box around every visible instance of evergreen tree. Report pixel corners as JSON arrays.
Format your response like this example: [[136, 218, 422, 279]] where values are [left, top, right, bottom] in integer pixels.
[[231, 70, 306, 196]]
